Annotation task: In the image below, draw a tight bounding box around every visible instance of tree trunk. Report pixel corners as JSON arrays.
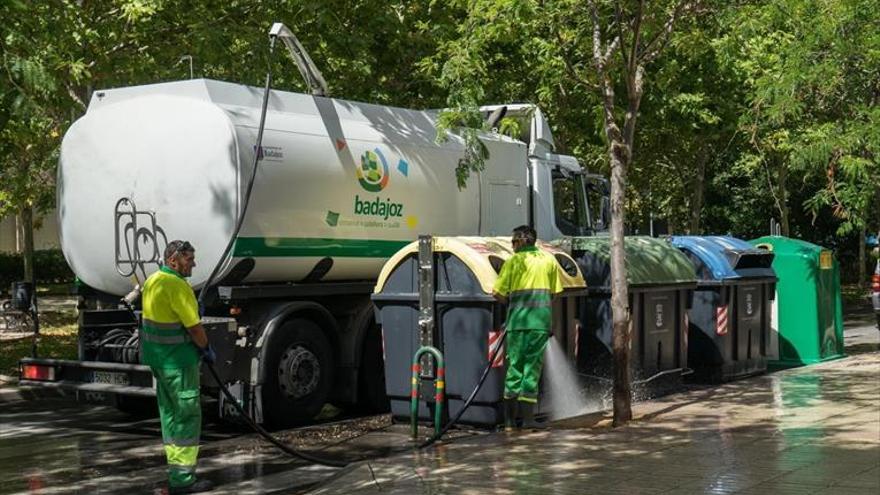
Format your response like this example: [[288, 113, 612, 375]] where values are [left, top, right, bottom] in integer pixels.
[[609, 140, 632, 427], [689, 150, 706, 234], [858, 224, 867, 288], [21, 206, 35, 284], [778, 165, 790, 236]]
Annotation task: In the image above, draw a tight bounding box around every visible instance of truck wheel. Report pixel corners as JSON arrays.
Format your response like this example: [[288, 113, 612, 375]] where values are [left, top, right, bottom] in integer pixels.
[[263, 318, 334, 428], [356, 325, 390, 413]]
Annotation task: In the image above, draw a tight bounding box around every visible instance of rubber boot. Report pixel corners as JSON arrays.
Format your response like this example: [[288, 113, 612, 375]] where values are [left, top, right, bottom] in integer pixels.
[[503, 398, 519, 432], [170, 478, 214, 494], [520, 402, 547, 431]]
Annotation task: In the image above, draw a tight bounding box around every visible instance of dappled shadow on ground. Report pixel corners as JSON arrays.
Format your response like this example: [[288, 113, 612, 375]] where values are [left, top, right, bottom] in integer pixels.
[[309, 353, 880, 495]]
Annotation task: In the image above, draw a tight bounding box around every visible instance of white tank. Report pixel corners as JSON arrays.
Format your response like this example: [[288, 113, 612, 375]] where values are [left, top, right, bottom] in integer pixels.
[[59, 79, 529, 296]]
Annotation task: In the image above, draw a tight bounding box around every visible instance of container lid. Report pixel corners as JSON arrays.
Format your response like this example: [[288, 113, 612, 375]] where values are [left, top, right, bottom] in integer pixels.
[[749, 235, 836, 270], [570, 236, 697, 288], [671, 236, 776, 281], [374, 236, 586, 294]]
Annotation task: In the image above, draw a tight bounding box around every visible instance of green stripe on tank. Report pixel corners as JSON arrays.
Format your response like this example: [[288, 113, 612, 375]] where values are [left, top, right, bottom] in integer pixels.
[[233, 237, 410, 258]]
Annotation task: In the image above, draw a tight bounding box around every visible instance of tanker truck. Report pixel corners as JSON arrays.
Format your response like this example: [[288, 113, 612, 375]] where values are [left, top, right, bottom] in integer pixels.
[[18, 76, 608, 427]]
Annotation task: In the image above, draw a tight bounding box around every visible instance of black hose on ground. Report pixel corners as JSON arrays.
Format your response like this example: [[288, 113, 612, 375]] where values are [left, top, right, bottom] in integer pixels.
[[417, 327, 508, 449], [200, 326, 508, 466], [204, 360, 349, 467]]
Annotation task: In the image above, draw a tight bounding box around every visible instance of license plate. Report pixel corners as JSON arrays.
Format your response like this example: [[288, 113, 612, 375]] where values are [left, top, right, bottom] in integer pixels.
[[91, 371, 130, 386]]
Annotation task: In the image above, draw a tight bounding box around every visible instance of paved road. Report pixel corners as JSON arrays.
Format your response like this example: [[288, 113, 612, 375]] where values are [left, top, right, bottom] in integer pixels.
[[0, 398, 347, 495], [1, 309, 877, 495], [310, 324, 880, 495]]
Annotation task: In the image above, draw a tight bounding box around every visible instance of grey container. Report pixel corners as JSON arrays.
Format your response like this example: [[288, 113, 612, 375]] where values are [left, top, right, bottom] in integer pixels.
[[671, 236, 776, 382], [372, 237, 586, 427], [571, 236, 697, 395]]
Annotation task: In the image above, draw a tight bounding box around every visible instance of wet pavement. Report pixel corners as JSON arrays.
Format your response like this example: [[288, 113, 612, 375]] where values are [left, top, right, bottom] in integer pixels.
[[310, 325, 880, 495], [1, 311, 878, 494], [0, 397, 348, 494]]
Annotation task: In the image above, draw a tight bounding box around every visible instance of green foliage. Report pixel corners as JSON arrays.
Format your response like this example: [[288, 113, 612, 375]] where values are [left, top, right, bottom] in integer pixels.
[[714, 0, 880, 237], [0, 313, 78, 376], [0, 250, 74, 294], [0, 0, 876, 278]]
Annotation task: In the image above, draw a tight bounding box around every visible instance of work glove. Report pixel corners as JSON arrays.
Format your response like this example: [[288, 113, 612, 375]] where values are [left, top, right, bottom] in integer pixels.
[[199, 344, 217, 364]]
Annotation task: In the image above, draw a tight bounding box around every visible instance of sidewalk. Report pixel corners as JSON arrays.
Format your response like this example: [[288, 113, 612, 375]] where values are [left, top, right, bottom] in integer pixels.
[[309, 352, 880, 495]]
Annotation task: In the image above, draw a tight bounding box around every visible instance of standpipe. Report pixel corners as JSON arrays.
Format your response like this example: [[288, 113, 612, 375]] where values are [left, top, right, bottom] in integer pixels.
[[410, 345, 445, 438]]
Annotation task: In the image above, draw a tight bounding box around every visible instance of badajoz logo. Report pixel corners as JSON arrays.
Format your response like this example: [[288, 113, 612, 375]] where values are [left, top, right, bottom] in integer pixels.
[[357, 149, 390, 192], [352, 147, 405, 222]]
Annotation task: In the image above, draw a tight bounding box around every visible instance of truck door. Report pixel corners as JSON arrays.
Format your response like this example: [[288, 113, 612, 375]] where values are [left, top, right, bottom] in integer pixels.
[[551, 168, 590, 236], [484, 182, 525, 235]]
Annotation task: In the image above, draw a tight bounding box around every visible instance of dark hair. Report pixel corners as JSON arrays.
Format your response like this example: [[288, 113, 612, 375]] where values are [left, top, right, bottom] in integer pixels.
[[164, 240, 195, 261], [512, 225, 537, 246]]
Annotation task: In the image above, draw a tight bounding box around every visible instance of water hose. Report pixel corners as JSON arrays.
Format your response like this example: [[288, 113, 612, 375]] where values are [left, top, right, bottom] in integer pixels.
[[196, 38, 276, 309], [185, 25, 511, 466], [417, 327, 507, 449], [204, 361, 349, 467]]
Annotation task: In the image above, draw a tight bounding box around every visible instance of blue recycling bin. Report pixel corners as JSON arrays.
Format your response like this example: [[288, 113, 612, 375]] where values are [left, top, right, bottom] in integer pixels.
[[671, 236, 777, 382]]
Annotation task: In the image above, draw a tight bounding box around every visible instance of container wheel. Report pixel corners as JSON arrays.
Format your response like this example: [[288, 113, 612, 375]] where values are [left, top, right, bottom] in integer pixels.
[[263, 318, 334, 428]]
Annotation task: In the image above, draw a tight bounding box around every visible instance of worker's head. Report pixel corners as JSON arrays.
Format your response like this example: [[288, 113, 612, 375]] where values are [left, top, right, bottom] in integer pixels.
[[164, 240, 196, 277], [511, 225, 537, 251]]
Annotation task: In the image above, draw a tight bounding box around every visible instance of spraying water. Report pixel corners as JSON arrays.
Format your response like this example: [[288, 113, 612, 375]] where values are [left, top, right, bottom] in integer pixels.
[[543, 336, 607, 421]]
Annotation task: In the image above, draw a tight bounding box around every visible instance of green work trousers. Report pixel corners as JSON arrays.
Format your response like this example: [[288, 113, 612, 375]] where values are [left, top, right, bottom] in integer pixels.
[[504, 329, 549, 403], [152, 364, 202, 488]]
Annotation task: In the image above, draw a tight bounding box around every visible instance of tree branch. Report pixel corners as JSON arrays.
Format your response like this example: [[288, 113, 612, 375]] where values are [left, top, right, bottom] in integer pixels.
[[640, 0, 693, 65], [627, 0, 644, 84]]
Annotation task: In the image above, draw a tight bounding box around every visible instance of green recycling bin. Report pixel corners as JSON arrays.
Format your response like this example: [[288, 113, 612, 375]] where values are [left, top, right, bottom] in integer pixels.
[[749, 236, 845, 368], [571, 236, 697, 394]]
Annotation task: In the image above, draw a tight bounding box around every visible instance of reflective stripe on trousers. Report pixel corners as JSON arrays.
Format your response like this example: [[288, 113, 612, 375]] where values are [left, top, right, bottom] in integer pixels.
[[152, 364, 201, 488]]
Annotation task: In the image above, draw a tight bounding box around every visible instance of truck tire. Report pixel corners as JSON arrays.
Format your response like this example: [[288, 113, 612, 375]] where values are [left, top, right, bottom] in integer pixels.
[[356, 325, 390, 413], [263, 318, 334, 428]]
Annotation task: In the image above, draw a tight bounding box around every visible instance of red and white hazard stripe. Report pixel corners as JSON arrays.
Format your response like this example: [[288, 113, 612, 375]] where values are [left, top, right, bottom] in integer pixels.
[[716, 305, 729, 336], [488, 329, 505, 368]]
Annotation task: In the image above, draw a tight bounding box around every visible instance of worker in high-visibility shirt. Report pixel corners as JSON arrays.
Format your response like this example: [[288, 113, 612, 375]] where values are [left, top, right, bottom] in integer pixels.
[[493, 225, 562, 431], [141, 240, 216, 494]]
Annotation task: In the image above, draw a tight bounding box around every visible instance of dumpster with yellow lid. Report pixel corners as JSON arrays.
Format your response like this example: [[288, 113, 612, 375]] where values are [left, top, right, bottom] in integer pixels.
[[372, 236, 586, 427]]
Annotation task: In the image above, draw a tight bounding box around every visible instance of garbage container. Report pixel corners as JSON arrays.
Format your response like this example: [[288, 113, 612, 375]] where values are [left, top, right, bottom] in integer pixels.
[[749, 236, 845, 368], [571, 236, 696, 394], [670, 236, 776, 382], [372, 236, 586, 427]]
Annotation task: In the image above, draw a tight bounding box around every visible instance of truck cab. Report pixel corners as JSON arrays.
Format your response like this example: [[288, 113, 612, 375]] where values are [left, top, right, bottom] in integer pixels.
[[479, 104, 608, 241]]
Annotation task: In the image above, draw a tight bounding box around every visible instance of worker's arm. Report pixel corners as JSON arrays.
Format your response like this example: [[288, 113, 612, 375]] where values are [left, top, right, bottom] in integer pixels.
[[171, 283, 208, 349], [186, 322, 209, 349]]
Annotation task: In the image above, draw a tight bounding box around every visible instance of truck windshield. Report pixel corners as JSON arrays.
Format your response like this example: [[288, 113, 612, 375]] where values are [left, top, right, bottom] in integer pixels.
[[552, 170, 590, 235]]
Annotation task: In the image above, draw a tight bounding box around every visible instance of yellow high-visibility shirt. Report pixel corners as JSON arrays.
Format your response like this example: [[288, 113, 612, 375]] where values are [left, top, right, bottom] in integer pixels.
[[493, 246, 562, 331], [141, 266, 200, 368]]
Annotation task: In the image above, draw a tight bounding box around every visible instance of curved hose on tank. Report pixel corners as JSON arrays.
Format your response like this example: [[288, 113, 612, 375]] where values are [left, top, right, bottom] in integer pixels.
[[197, 41, 276, 309]]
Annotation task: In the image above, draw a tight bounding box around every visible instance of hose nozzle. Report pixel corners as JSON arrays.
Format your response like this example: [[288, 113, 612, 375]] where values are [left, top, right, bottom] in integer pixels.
[[121, 285, 141, 308]]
